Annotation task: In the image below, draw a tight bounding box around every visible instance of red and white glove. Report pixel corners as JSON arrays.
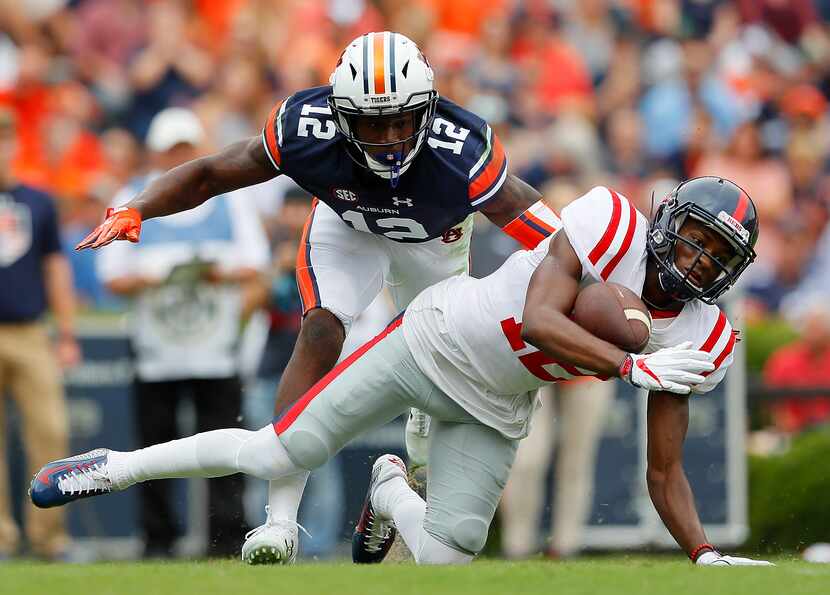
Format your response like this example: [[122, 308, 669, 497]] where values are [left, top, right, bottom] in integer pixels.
[[75, 206, 142, 250], [619, 341, 714, 394], [695, 551, 774, 566]]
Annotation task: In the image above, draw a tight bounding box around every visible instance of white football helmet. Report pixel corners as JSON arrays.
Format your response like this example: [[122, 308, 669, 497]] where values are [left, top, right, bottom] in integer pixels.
[[328, 31, 438, 187]]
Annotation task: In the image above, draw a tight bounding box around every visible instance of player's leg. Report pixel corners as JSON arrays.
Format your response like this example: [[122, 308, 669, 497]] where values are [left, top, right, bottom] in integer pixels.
[[30, 317, 420, 544], [29, 423, 303, 507], [34, 331, 426, 506], [372, 416, 518, 564], [247, 315, 423, 563], [258, 200, 389, 561], [273, 199, 387, 416], [499, 386, 555, 558], [548, 378, 613, 558], [386, 215, 474, 465]]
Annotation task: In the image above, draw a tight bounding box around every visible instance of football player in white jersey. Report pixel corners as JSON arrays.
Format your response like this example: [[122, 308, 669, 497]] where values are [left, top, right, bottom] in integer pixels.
[[33, 177, 770, 566]]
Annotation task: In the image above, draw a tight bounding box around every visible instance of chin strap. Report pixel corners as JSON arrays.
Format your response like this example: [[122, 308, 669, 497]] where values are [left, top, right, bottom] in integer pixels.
[[389, 162, 401, 188], [370, 150, 405, 188], [501, 200, 562, 248]]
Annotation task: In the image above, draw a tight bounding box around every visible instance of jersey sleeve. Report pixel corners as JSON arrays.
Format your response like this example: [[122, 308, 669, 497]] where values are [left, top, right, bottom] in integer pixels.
[[689, 307, 737, 394], [560, 186, 648, 285], [466, 123, 508, 207], [261, 98, 288, 171], [260, 86, 337, 177], [433, 98, 509, 208]]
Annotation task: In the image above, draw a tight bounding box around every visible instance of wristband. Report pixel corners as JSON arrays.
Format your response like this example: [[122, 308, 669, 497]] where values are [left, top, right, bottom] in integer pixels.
[[618, 355, 633, 380], [690, 543, 717, 562], [501, 200, 560, 248]]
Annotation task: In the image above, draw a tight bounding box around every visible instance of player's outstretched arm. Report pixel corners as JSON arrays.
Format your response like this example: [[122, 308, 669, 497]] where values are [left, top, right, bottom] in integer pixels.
[[646, 391, 773, 566], [646, 390, 707, 554], [76, 136, 279, 250]]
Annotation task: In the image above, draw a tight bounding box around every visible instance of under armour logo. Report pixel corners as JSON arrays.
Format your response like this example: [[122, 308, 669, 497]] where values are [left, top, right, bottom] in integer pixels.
[[391, 197, 413, 207]]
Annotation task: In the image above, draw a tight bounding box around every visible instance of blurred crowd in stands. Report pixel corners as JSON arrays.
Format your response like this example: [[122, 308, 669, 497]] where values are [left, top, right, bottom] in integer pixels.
[[2, 0, 830, 433]]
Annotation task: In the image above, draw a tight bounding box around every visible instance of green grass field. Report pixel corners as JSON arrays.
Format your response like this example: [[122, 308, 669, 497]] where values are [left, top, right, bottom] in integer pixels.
[[4, 556, 829, 595]]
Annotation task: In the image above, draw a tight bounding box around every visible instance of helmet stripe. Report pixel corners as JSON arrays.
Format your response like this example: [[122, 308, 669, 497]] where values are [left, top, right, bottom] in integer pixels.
[[373, 32, 386, 94], [362, 34, 369, 94], [732, 190, 749, 221], [389, 32, 397, 93]]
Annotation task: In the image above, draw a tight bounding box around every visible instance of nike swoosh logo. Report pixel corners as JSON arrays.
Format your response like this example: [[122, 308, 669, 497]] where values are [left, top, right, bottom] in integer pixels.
[[38, 462, 94, 485], [636, 359, 663, 387]]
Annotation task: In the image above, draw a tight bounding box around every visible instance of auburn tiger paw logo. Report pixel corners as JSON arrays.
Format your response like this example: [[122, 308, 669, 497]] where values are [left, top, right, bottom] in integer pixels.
[[441, 227, 463, 243]]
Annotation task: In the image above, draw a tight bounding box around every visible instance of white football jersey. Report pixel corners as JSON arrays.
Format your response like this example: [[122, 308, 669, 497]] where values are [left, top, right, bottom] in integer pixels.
[[402, 187, 736, 439]]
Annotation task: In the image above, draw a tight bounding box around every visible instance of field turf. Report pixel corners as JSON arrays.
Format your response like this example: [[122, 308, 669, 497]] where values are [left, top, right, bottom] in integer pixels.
[[4, 556, 829, 595]]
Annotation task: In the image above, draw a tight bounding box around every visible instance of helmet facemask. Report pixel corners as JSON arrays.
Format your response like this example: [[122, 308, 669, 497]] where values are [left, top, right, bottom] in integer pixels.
[[328, 90, 437, 188], [648, 203, 756, 304]]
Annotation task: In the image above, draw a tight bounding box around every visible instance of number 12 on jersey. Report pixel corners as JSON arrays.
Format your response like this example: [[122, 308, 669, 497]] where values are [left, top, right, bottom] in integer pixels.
[[341, 210, 429, 241], [427, 118, 470, 154]]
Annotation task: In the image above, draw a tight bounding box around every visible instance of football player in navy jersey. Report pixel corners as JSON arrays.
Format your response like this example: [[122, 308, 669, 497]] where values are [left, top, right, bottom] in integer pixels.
[[76, 32, 559, 564]]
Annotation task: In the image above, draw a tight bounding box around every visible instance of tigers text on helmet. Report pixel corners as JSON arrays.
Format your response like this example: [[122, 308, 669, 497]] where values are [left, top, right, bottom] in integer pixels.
[[647, 176, 758, 304], [328, 31, 438, 188]]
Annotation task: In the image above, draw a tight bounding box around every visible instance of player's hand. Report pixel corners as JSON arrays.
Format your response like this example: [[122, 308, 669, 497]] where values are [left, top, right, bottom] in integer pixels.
[[619, 341, 714, 394], [75, 207, 142, 250], [695, 551, 774, 566]]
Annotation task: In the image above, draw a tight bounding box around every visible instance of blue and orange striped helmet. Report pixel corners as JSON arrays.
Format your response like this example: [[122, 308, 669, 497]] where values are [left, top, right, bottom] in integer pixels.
[[328, 32, 438, 187], [647, 176, 759, 304]]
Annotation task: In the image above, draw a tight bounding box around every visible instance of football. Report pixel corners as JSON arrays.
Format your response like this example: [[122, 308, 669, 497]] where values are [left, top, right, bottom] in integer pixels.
[[572, 282, 652, 353]]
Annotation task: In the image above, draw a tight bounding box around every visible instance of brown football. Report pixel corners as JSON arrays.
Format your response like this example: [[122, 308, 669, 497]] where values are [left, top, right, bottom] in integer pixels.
[[572, 282, 652, 353]]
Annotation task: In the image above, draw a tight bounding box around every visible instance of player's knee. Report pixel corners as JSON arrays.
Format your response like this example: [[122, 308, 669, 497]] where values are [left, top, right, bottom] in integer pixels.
[[450, 517, 489, 555], [426, 515, 490, 556], [281, 429, 330, 471]]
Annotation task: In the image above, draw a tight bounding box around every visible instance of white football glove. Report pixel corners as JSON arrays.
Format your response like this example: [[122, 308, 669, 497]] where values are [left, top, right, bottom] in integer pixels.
[[696, 551, 774, 566], [619, 341, 715, 394]]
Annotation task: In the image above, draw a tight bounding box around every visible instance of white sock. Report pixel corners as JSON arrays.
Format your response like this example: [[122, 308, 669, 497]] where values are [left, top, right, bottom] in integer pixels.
[[109, 426, 301, 487], [266, 471, 310, 524], [372, 476, 426, 554]]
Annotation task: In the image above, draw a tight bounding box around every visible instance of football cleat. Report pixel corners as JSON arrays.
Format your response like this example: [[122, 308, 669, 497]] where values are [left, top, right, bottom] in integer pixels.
[[241, 507, 307, 565], [352, 454, 407, 564], [30, 449, 114, 508]]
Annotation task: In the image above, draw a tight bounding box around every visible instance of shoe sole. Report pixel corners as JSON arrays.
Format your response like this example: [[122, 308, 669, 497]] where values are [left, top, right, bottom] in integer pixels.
[[244, 544, 292, 565]]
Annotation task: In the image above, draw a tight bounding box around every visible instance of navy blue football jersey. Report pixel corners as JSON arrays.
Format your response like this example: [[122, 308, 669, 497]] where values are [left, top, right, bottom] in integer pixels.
[[261, 86, 507, 243]]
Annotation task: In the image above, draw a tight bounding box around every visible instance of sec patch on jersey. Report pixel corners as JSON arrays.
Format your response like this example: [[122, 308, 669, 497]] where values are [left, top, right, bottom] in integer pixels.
[[573, 282, 651, 353]]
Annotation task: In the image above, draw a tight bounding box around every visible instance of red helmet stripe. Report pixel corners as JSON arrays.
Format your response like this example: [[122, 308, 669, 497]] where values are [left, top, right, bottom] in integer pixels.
[[732, 190, 749, 221]]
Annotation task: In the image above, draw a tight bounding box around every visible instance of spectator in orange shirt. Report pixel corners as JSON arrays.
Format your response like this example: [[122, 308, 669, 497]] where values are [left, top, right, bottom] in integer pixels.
[[511, 8, 594, 118], [764, 299, 830, 433]]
